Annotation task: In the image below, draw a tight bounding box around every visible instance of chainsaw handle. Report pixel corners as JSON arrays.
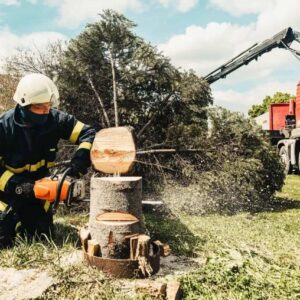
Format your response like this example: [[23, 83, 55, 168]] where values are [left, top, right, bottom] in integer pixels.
[[66, 181, 75, 208], [53, 167, 72, 212]]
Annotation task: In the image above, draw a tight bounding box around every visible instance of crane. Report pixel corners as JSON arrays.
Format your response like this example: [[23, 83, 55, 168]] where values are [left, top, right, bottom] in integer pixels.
[[204, 27, 300, 84]]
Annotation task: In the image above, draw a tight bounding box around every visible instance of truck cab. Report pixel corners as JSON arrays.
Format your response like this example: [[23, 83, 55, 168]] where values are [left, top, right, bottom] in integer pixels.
[[270, 82, 300, 174]]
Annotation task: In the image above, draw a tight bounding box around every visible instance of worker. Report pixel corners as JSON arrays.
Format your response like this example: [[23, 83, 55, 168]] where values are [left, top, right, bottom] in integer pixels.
[[0, 73, 96, 249]]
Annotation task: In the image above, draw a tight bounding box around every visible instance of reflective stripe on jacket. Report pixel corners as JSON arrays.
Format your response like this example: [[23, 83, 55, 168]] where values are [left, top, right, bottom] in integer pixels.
[[0, 105, 96, 192]]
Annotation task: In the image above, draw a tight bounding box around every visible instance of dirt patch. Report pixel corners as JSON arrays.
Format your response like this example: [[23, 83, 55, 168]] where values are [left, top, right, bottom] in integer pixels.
[[155, 254, 200, 277], [59, 249, 82, 267], [115, 254, 201, 298], [0, 268, 55, 300]]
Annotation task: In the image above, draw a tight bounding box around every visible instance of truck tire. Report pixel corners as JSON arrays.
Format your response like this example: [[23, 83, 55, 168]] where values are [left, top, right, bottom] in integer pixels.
[[279, 146, 292, 174]]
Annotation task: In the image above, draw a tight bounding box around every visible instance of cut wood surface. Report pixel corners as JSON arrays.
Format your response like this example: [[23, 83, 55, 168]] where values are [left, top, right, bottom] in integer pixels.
[[166, 280, 182, 300], [91, 127, 136, 174], [136, 234, 152, 276], [79, 228, 90, 251], [96, 211, 139, 226], [87, 239, 101, 257], [130, 235, 139, 260]]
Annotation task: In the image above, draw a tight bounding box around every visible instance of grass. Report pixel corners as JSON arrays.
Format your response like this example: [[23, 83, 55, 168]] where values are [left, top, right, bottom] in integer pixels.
[[277, 174, 300, 200], [176, 175, 300, 300], [1, 176, 300, 299]]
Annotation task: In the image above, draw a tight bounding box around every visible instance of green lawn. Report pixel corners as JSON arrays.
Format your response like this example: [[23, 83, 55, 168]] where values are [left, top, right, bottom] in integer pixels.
[[277, 174, 300, 200], [1, 176, 300, 299], [148, 175, 300, 300]]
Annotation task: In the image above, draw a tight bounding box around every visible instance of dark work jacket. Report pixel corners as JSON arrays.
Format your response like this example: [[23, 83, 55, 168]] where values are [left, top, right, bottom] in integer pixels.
[[0, 105, 96, 195]]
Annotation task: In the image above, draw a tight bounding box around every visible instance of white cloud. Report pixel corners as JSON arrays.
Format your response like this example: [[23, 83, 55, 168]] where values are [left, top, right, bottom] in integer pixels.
[[177, 0, 198, 12], [213, 80, 297, 113], [209, 0, 274, 17], [45, 0, 143, 28], [159, 22, 257, 76], [0, 28, 67, 59], [0, 0, 19, 5], [255, 0, 300, 37], [209, 0, 300, 37], [157, 0, 198, 12], [158, 0, 300, 111]]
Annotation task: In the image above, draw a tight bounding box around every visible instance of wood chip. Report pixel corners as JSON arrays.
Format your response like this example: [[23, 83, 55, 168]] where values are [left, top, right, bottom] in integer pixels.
[[154, 240, 172, 257], [79, 228, 90, 251], [87, 239, 101, 257], [135, 280, 167, 298], [166, 280, 182, 300]]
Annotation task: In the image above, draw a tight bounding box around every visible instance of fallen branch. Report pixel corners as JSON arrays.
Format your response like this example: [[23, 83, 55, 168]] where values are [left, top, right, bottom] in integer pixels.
[[137, 148, 206, 155], [134, 159, 175, 171]]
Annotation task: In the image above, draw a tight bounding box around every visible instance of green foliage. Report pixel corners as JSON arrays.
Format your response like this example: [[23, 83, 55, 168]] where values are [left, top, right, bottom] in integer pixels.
[[145, 213, 203, 256], [208, 107, 285, 199], [248, 92, 294, 118], [180, 255, 300, 300], [161, 107, 285, 214], [57, 10, 212, 138]]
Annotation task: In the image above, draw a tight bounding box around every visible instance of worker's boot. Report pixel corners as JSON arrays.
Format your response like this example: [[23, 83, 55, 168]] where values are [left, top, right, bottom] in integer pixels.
[[0, 207, 17, 249], [18, 198, 54, 241]]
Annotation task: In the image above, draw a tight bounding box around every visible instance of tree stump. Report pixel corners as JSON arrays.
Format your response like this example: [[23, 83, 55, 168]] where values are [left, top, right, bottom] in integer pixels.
[[89, 176, 145, 258]]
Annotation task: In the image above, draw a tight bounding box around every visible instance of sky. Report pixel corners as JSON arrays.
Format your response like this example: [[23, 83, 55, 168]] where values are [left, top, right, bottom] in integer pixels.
[[0, 0, 300, 114]]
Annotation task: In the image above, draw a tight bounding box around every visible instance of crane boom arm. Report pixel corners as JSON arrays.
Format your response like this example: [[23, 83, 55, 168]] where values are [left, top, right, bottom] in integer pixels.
[[204, 27, 300, 84]]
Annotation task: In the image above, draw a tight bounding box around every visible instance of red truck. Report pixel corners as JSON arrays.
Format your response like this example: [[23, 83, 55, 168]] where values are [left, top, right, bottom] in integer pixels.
[[267, 83, 300, 173], [204, 27, 300, 174]]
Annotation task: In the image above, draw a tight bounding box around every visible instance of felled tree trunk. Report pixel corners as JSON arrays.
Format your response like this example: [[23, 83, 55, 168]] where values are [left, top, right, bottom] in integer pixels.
[[89, 176, 145, 258], [90, 126, 136, 175]]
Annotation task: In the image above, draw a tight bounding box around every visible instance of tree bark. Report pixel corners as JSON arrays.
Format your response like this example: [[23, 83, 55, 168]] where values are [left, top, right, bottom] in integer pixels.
[[87, 75, 111, 127], [109, 48, 119, 127], [89, 176, 145, 258]]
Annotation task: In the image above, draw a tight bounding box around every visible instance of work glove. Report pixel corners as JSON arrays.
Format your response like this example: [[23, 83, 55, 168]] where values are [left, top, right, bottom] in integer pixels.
[[68, 158, 88, 178], [14, 180, 35, 199], [5, 176, 35, 199]]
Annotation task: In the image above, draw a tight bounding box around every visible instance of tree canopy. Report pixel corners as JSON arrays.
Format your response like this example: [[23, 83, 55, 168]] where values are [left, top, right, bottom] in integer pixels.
[[57, 10, 212, 145], [248, 92, 294, 118]]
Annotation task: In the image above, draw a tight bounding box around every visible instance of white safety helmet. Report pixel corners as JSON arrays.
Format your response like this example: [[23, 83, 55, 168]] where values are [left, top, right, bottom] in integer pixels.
[[13, 73, 60, 107]]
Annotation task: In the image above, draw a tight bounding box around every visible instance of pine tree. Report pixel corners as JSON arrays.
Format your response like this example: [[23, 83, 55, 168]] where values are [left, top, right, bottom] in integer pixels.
[[57, 10, 212, 151]]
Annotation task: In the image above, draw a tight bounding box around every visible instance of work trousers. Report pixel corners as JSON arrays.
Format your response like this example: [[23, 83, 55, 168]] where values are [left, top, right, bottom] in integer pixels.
[[0, 196, 53, 249]]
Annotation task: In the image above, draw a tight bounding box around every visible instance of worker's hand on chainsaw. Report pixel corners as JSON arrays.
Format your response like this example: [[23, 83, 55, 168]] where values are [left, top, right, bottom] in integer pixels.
[[5, 176, 35, 199], [13, 180, 35, 198], [68, 158, 88, 178]]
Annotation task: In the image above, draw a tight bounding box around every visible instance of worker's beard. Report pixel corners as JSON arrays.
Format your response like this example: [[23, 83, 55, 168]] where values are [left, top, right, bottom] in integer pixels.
[[19, 106, 49, 126]]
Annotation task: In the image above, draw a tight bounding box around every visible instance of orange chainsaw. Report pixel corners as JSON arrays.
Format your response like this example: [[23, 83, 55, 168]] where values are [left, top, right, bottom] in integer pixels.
[[34, 167, 85, 211]]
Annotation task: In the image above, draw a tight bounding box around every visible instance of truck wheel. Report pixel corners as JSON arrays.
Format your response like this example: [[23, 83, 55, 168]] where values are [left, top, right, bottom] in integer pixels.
[[279, 146, 292, 174]]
